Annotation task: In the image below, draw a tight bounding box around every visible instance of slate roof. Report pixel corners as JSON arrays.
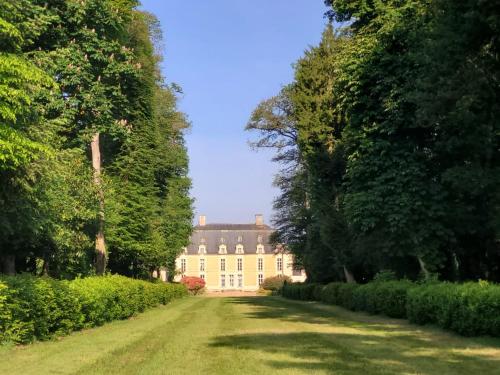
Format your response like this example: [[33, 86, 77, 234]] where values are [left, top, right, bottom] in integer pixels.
[[187, 223, 275, 255]]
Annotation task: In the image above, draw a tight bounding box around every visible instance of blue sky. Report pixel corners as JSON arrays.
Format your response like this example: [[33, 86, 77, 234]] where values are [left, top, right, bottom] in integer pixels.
[[139, 0, 329, 225]]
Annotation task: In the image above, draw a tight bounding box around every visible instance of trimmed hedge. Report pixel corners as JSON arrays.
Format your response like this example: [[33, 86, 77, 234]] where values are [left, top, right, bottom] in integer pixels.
[[281, 280, 500, 337], [352, 280, 414, 318], [0, 274, 187, 344], [282, 282, 320, 301], [261, 275, 292, 292], [407, 281, 500, 337]]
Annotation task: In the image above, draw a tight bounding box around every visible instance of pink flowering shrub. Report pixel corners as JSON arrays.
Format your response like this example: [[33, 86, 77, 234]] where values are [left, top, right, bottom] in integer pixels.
[[180, 276, 206, 295]]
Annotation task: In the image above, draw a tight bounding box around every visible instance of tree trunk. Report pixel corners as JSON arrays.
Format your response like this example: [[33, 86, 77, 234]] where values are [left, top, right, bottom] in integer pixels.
[[40, 257, 49, 276], [417, 256, 430, 280], [91, 132, 106, 275], [1, 255, 15, 275], [343, 265, 356, 283]]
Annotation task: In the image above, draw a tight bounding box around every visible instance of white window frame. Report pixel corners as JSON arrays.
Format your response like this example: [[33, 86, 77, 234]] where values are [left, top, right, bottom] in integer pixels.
[[237, 258, 243, 271], [229, 274, 234, 287], [198, 245, 206, 255], [277, 257, 283, 272], [258, 273, 263, 286], [258, 257, 263, 272], [238, 274, 243, 288], [221, 274, 226, 288], [220, 258, 226, 271], [181, 258, 186, 273], [200, 258, 205, 272], [219, 244, 227, 254], [235, 245, 244, 254], [200, 274, 205, 280], [256, 245, 265, 254]]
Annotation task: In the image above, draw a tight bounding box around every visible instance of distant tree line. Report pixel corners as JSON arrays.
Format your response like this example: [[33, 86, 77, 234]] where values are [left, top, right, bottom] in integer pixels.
[[247, 0, 499, 282], [0, 0, 193, 279]]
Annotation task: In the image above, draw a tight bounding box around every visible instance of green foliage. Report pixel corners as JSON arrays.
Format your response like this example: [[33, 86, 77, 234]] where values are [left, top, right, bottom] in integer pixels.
[[283, 279, 500, 337], [281, 282, 322, 301], [0, 1, 192, 278], [373, 270, 397, 282], [352, 280, 414, 318], [252, 0, 499, 283], [407, 281, 500, 337], [261, 275, 292, 292], [0, 274, 187, 344]]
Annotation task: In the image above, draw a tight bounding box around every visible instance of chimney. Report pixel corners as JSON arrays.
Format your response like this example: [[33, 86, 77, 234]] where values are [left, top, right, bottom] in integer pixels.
[[255, 214, 264, 226], [199, 215, 206, 226]]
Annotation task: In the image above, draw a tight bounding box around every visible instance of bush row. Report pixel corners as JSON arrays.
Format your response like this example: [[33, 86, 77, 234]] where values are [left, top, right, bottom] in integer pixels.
[[0, 274, 187, 344], [281, 280, 500, 337]]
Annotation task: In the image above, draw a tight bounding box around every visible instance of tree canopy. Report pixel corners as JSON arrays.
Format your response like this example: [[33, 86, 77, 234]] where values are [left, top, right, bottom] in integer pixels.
[[248, 0, 499, 282], [0, 0, 193, 279]]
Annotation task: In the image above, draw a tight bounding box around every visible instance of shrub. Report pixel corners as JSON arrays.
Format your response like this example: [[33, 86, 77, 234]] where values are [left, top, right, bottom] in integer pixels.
[[180, 276, 206, 295], [336, 283, 360, 310], [319, 282, 343, 305], [281, 282, 321, 301], [407, 281, 500, 336], [353, 280, 414, 318], [0, 274, 187, 344], [373, 270, 397, 282], [283, 278, 500, 337], [261, 275, 292, 292]]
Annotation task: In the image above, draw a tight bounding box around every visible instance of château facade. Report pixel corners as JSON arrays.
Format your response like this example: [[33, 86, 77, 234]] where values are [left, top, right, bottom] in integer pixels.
[[174, 215, 306, 291]]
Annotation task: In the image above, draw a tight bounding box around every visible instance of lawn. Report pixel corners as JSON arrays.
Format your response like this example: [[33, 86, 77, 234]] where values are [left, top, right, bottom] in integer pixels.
[[0, 296, 499, 374]]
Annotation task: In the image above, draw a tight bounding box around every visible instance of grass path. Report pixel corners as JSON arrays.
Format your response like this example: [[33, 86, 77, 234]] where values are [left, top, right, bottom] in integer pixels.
[[1, 296, 499, 374]]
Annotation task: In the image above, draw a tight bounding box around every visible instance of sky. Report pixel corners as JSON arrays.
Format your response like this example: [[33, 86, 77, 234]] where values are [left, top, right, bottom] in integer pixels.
[[139, 0, 329, 225]]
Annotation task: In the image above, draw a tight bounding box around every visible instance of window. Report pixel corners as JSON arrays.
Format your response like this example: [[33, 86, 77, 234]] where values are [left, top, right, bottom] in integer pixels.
[[219, 244, 227, 254], [200, 274, 205, 280], [236, 245, 244, 254], [237, 235, 243, 243], [220, 237, 225, 243], [238, 274, 243, 288], [198, 245, 206, 254], [180, 259, 186, 273], [221, 274, 226, 288], [277, 258, 283, 272], [229, 274, 234, 287], [237, 258, 243, 271], [258, 258, 263, 272], [257, 235, 263, 243], [220, 258, 226, 271], [256, 245, 265, 254], [258, 274, 263, 286], [200, 258, 205, 272]]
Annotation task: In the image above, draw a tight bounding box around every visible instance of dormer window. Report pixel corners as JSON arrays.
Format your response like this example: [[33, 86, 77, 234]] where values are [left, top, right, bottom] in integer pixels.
[[219, 244, 227, 254], [257, 235, 263, 243], [236, 245, 244, 254], [200, 237, 206, 244], [237, 235, 243, 243], [256, 244, 265, 254], [198, 245, 206, 255], [220, 237, 225, 244]]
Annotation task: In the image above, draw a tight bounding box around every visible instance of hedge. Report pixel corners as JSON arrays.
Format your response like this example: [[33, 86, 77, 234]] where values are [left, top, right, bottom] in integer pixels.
[[0, 274, 187, 344], [261, 275, 292, 292], [407, 281, 500, 337], [281, 280, 500, 337]]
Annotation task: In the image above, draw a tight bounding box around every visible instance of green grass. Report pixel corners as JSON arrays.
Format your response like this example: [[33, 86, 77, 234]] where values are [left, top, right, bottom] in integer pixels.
[[1, 296, 499, 374]]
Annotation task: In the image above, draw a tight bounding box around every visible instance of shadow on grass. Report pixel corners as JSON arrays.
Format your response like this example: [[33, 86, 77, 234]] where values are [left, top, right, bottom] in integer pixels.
[[227, 296, 413, 331], [213, 297, 500, 375]]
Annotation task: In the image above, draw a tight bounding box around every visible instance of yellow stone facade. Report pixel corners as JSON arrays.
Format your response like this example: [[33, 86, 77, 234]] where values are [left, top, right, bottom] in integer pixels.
[[174, 215, 306, 291]]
